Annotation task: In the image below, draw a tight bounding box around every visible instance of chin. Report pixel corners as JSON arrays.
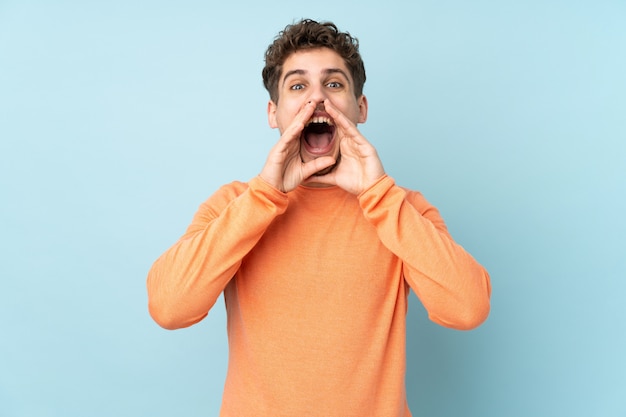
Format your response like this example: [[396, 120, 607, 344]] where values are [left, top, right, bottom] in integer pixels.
[[311, 153, 341, 176]]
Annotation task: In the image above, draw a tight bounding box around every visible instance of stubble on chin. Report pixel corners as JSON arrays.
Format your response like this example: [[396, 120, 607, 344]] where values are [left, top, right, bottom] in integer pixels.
[[311, 153, 341, 177]]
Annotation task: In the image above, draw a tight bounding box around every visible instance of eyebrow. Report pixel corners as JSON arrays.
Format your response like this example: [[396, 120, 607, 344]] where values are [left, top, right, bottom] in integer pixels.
[[281, 68, 351, 88]]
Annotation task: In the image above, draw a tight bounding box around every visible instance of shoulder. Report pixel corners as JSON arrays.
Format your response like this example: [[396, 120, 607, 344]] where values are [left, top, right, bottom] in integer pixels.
[[399, 186, 432, 212], [199, 180, 249, 215], [400, 186, 450, 234], [181, 181, 250, 237]]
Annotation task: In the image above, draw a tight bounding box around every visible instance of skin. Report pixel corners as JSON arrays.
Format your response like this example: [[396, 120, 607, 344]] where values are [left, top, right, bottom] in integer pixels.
[[260, 48, 385, 195]]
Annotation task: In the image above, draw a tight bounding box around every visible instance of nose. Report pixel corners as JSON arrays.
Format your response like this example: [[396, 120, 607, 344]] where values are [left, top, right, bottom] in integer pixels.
[[307, 83, 328, 107]]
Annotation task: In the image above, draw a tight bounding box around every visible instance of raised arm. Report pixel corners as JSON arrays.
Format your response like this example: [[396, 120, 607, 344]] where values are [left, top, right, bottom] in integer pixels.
[[359, 176, 492, 330], [311, 101, 490, 329], [148, 97, 340, 329], [147, 177, 288, 329]]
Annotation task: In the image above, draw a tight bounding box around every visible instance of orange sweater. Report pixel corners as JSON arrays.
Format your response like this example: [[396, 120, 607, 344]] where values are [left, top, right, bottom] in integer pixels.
[[147, 175, 491, 417]]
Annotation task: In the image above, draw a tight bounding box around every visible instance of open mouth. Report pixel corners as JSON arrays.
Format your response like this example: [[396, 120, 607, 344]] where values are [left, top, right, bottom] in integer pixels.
[[301, 116, 336, 155]]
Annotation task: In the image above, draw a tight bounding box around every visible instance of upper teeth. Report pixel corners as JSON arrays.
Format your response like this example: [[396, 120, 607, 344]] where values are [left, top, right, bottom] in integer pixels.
[[307, 116, 334, 126]]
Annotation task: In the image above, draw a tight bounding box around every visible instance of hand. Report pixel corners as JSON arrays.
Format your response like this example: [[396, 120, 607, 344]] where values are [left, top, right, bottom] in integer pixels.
[[308, 99, 385, 195], [260, 101, 337, 192]]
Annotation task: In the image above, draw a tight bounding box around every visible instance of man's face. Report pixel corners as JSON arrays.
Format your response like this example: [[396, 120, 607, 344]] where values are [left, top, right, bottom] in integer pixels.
[[268, 48, 368, 173]]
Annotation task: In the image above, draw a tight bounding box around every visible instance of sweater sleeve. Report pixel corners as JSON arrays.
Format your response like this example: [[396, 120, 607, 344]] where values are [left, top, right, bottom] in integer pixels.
[[358, 175, 491, 330], [146, 176, 289, 330]]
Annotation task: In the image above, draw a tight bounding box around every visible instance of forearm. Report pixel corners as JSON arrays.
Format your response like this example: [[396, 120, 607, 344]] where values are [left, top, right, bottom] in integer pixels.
[[359, 176, 491, 330], [147, 177, 288, 329]]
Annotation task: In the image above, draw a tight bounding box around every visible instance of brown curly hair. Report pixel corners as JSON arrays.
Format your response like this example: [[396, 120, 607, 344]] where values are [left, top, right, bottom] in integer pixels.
[[262, 19, 366, 103]]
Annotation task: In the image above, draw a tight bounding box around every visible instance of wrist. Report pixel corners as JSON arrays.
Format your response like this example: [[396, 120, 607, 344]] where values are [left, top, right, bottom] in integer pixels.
[[258, 173, 285, 193]]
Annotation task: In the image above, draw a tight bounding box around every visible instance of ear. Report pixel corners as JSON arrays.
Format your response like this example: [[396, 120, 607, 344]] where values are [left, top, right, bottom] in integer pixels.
[[357, 95, 368, 124], [267, 100, 278, 129]]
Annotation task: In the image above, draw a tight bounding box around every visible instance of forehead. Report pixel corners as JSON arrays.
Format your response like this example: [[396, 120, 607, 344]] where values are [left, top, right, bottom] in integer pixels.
[[281, 48, 351, 80]]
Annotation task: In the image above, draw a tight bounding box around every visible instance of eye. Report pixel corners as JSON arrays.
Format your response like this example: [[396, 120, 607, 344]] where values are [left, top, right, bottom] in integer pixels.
[[327, 81, 342, 88], [290, 84, 305, 91]]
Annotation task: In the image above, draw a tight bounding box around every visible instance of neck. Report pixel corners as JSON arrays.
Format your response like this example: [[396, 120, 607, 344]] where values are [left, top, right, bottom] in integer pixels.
[[302, 180, 334, 188]]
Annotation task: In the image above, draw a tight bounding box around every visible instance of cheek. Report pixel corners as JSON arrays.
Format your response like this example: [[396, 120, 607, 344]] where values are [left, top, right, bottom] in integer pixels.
[[339, 104, 360, 122], [330, 97, 361, 119], [276, 106, 302, 130]]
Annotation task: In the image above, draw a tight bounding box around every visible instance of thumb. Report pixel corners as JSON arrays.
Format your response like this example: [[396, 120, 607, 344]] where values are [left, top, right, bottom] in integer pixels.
[[301, 156, 336, 180], [303, 169, 337, 187]]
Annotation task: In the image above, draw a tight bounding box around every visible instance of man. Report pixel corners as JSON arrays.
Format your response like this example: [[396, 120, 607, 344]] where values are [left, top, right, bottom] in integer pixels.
[[147, 19, 491, 417]]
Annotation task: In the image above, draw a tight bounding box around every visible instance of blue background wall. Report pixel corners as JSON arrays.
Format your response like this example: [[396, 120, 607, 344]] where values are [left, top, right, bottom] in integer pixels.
[[1, 1, 624, 416]]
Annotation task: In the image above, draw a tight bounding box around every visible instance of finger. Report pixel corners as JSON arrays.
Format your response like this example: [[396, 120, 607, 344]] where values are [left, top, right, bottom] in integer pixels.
[[324, 104, 371, 154], [300, 156, 336, 180], [324, 99, 363, 140], [279, 100, 317, 145]]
